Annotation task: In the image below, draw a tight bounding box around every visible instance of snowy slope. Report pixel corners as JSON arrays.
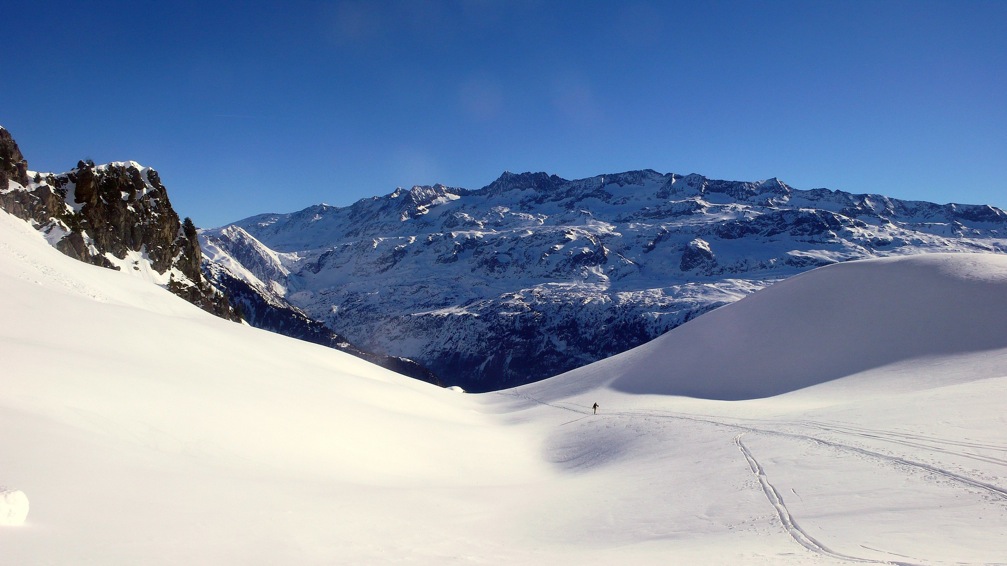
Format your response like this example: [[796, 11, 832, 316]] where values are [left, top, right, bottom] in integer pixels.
[[213, 170, 1007, 391], [0, 209, 545, 562], [526, 252, 1007, 400], [2, 207, 1007, 564]]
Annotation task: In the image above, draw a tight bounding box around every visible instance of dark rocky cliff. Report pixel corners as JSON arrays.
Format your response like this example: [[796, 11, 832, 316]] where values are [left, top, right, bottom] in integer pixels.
[[0, 126, 238, 320]]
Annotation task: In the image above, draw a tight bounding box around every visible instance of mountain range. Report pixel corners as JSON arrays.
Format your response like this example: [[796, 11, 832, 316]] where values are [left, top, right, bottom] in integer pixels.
[[207, 169, 1007, 391], [7, 121, 1007, 393]]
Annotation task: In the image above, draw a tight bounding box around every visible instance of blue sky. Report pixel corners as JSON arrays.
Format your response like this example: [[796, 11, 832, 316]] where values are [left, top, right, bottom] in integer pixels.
[[4, 0, 1005, 228]]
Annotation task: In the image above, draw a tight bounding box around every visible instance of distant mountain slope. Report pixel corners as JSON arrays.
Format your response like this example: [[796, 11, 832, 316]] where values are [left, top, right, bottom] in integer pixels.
[[211, 170, 1007, 391], [201, 226, 440, 385]]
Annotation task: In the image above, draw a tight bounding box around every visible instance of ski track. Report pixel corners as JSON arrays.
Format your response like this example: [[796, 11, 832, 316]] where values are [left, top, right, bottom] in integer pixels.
[[606, 407, 1007, 502], [734, 433, 900, 565], [792, 420, 1007, 469], [498, 391, 1007, 565]]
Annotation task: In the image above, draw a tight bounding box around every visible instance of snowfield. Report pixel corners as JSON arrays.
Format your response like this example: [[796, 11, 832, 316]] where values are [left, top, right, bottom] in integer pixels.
[[1, 207, 1006, 565]]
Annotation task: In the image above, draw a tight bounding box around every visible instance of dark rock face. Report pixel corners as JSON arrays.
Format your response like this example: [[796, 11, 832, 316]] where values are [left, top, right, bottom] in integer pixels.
[[0, 127, 238, 321], [0, 128, 30, 188], [680, 239, 715, 272]]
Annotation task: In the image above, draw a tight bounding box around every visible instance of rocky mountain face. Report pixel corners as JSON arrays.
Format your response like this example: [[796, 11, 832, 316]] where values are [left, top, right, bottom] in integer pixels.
[[201, 227, 440, 385], [0, 127, 237, 319], [207, 169, 1007, 392]]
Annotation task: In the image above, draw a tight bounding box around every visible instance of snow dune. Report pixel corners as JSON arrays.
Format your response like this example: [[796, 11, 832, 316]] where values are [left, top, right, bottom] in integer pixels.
[[530, 252, 1007, 401], [2, 208, 1006, 564]]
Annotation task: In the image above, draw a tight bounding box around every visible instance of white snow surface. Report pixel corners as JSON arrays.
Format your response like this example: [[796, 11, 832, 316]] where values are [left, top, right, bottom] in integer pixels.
[[2, 208, 1006, 564], [0, 490, 29, 526]]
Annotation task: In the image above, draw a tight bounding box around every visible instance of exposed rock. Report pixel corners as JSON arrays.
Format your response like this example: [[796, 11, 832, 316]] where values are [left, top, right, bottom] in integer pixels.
[[0, 126, 239, 321], [680, 238, 715, 271], [0, 127, 30, 189]]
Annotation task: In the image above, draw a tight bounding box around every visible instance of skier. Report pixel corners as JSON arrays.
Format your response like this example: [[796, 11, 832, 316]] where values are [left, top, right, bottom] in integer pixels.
[[592, 402, 599, 415]]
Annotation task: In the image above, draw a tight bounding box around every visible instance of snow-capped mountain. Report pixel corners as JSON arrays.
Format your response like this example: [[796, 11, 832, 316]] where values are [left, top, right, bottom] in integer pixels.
[[210, 169, 1007, 391]]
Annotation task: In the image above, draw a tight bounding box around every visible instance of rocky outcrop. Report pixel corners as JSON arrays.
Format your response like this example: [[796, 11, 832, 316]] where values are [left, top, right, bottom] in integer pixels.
[[0, 126, 238, 321], [680, 238, 715, 272], [0, 128, 30, 188]]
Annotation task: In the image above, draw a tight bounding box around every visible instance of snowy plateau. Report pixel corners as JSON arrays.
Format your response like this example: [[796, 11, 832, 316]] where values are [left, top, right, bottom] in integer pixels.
[[3, 200, 1007, 564], [207, 170, 1007, 390]]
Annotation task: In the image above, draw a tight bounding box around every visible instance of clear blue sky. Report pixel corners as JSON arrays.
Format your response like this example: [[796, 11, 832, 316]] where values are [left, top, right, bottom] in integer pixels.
[[4, 0, 1005, 228]]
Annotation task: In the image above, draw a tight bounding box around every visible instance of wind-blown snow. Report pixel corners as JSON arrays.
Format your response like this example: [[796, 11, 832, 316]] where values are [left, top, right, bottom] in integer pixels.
[[2, 208, 1006, 564]]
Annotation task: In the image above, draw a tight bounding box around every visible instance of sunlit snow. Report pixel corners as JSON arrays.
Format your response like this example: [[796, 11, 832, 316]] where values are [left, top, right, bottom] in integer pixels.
[[1, 208, 1005, 564]]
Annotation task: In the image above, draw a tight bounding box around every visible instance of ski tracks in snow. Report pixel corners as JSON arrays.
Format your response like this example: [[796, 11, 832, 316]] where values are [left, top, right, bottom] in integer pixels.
[[498, 392, 1007, 564], [734, 433, 901, 565], [794, 420, 1007, 470]]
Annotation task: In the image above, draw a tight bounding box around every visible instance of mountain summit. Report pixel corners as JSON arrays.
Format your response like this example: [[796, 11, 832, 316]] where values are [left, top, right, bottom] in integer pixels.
[[209, 170, 1007, 391]]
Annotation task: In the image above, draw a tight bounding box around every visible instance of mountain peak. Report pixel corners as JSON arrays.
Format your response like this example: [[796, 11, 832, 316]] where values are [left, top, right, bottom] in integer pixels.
[[756, 177, 792, 200], [478, 171, 568, 196]]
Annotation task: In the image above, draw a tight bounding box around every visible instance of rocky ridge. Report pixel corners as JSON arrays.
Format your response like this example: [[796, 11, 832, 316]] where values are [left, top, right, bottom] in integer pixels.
[[0, 126, 236, 319]]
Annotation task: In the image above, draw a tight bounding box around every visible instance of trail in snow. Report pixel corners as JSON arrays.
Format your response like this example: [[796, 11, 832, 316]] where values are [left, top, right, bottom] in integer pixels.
[[504, 390, 1007, 503], [791, 420, 1007, 469], [733, 434, 901, 565], [500, 390, 1007, 565], [591, 406, 1007, 503]]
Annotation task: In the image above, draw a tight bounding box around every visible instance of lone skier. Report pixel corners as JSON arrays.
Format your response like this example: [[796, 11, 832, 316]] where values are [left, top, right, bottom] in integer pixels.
[[592, 402, 599, 415]]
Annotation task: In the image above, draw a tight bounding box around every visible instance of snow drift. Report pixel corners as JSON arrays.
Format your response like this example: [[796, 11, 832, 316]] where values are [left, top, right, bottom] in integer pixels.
[[530, 253, 1007, 401]]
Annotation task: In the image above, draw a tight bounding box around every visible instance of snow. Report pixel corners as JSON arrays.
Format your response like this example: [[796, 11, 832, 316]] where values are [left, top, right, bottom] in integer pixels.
[[0, 490, 29, 526], [533, 252, 1007, 401], [2, 207, 1007, 564]]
